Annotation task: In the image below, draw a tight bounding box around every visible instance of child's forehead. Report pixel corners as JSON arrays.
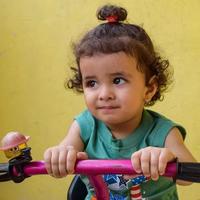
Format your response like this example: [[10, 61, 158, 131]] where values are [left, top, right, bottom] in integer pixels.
[[79, 53, 143, 77], [80, 52, 138, 67]]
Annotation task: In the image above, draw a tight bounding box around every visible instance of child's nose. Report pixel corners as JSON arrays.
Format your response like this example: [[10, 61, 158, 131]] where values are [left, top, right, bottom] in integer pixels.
[[99, 86, 115, 101]]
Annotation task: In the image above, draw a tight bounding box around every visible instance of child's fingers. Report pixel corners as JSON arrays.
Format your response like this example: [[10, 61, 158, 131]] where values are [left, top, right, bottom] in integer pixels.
[[44, 146, 80, 178], [51, 148, 60, 177], [150, 149, 160, 180], [140, 149, 151, 177], [66, 146, 77, 174], [58, 147, 68, 177], [44, 148, 53, 175], [159, 148, 175, 175], [132, 147, 176, 181], [131, 151, 142, 173]]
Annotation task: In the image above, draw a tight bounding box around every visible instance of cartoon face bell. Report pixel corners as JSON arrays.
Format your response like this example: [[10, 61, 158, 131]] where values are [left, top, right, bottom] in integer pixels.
[[0, 132, 30, 159]]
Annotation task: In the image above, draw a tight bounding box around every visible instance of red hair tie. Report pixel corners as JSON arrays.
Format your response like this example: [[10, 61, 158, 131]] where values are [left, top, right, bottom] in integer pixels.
[[106, 15, 118, 23]]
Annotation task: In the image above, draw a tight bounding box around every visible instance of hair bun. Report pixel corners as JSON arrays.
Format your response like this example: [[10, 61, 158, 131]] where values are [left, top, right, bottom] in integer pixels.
[[96, 4, 127, 22]]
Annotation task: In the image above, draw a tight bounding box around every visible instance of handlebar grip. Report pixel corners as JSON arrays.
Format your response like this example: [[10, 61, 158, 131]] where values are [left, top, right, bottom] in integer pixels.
[[0, 163, 9, 172], [176, 162, 200, 183], [0, 163, 11, 182]]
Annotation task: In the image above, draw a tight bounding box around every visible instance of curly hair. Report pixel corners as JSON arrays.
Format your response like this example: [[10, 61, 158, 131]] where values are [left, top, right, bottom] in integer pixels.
[[66, 4, 173, 106]]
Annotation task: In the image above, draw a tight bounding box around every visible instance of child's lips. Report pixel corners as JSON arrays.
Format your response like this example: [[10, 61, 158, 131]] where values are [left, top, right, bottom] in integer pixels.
[[97, 105, 120, 110]]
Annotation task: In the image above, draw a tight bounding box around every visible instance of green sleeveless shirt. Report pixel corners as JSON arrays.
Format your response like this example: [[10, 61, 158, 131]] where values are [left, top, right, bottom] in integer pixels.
[[75, 109, 186, 200]]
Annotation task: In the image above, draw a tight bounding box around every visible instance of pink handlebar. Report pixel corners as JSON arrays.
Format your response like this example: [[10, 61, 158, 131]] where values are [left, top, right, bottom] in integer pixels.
[[20, 159, 177, 177]]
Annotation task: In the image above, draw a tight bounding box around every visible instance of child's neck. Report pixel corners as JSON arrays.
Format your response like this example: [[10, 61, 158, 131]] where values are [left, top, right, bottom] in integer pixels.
[[107, 113, 142, 140]]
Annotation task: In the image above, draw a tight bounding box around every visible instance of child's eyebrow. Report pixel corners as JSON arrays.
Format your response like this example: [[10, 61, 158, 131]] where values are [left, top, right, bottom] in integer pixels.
[[82, 75, 97, 80], [82, 72, 132, 80], [109, 72, 132, 78]]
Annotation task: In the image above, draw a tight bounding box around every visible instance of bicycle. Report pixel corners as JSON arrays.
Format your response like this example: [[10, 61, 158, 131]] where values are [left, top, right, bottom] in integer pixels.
[[0, 132, 200, 200]]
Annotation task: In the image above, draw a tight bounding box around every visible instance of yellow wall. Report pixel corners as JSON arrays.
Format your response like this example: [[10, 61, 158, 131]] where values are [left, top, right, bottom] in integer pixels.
[[0, 0, 200, 199]]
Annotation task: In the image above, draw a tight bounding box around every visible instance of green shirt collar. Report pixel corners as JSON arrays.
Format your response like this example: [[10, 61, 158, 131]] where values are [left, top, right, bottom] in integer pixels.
[[98, 110, 154, 149]]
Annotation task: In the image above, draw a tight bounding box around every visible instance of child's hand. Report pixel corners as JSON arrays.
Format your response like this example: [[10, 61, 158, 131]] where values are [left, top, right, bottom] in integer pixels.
[[44, 145, 88, 178], [131, 147, 175, 181]]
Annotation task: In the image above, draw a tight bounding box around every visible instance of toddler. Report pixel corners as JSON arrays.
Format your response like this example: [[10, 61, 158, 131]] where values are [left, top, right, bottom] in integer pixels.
[[44, 4, 195, 200]]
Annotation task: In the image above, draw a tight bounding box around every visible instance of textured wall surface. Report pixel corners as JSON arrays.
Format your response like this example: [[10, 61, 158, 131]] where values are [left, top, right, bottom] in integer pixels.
[[0, 0, 200, 199]]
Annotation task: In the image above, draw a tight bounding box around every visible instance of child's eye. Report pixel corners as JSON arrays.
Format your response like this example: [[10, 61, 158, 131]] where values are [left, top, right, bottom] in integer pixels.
[[86, 80, 97, 88], [113, 77, 126, 85]]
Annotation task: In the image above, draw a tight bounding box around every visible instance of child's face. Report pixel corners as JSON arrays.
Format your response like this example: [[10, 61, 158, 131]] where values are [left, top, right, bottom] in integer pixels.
[[80, 52, 151, 130]]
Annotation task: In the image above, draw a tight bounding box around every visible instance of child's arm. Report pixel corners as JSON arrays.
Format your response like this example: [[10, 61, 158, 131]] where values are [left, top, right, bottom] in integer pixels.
[[131, 127, 196, 185], [164, 127, 196, 185], [44, 120, 87, 178]]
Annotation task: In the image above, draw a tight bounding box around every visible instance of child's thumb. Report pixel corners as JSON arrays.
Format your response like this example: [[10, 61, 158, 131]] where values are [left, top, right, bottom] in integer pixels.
[[77, 151, 88, 160]]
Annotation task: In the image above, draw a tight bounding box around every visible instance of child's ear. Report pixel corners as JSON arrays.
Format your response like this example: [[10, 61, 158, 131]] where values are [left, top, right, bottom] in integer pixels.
[[144, 76, 158, 103]]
